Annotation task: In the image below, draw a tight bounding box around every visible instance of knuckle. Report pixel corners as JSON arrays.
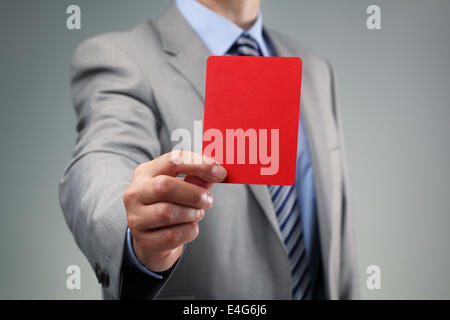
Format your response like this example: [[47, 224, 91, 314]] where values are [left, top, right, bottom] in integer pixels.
[[156, 203, 175, 224], [127, 214, 139, 231], [166, 151, 181, 167], [165, 229, 179, 245], [152, 175, 172, 197], [133, 163, 146, 177], [123, 186, 139, 207]]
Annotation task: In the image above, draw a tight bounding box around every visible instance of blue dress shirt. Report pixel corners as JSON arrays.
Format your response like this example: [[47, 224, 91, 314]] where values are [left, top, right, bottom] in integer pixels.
[[126, 0, 322, 293]]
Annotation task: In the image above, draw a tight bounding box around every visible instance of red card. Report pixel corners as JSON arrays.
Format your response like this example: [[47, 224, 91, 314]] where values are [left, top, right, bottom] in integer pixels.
[[202, 56, 302, 185]]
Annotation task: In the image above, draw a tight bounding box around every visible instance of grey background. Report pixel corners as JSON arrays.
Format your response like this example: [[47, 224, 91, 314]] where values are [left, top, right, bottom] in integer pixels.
[[0, 0, 449, 299]]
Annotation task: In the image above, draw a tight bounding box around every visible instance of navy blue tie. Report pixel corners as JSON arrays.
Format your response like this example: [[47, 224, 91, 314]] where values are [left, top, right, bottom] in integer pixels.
[[228, 33, 312, 300], [268, 185, 312, 299], [228, 33, 262, 56]]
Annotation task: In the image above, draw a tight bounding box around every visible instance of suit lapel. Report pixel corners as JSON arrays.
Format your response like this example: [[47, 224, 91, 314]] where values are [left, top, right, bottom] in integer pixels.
[[155, 4, 209, 102], [247, 185, 285, 245]]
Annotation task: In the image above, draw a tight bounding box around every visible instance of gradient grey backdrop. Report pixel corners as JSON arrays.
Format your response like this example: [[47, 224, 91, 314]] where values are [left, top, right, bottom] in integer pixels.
[[0, 0, 449, 299]]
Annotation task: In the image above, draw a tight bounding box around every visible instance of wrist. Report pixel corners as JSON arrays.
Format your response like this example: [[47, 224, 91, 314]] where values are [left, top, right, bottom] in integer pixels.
[[126, 228, 163, 279]]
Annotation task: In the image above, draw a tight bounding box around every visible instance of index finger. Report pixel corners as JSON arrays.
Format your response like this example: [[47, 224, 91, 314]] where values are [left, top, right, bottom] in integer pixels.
[[139, 150, 227, 183]]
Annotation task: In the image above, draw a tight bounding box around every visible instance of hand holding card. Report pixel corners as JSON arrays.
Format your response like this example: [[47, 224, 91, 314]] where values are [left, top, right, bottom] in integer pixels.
[[202, 56, 302, 185]]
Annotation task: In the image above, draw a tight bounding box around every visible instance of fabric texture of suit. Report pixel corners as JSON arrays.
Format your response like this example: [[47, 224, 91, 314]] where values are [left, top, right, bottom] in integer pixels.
[[59, 3, 359, 300]]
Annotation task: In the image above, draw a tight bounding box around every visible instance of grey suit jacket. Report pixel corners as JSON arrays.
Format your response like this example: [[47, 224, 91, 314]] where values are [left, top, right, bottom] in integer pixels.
[[59, 3, 358, 300]]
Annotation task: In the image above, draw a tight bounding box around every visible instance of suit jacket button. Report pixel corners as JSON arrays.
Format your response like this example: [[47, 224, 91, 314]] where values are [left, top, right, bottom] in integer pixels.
[[100, 271, 110, 288]]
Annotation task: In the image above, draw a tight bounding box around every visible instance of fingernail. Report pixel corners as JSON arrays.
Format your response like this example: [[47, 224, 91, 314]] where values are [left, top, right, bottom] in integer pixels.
[[211, 164, 227, 180]]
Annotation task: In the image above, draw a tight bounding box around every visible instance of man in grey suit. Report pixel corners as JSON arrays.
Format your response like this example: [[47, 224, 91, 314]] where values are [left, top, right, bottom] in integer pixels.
[[59, 0, 358, 300]]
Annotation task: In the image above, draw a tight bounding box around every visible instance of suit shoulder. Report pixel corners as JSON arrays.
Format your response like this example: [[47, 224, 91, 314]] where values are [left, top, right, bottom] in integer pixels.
[[72, 21, 161, 62]]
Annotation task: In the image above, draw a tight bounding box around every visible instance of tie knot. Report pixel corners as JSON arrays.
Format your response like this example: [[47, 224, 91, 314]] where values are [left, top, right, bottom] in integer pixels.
[[229, 33, 261, 56]]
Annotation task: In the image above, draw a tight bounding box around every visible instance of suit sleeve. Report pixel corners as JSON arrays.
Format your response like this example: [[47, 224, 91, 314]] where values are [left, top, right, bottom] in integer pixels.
[[328, 63, 360, 299], [59, 36, 175, 299]]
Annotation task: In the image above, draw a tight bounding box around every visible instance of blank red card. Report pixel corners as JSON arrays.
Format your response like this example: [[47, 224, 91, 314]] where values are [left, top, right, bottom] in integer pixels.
[[202, 56, 302, 185]]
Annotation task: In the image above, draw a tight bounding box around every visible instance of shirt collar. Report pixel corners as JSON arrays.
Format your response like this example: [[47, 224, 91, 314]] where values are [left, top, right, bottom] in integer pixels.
[[175, 0, 270, 56]]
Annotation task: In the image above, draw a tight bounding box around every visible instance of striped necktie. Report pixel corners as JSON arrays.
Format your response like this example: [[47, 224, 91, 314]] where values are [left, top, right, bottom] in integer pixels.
[[227, 33, 262, 56], [228, 33, 312, 300]]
